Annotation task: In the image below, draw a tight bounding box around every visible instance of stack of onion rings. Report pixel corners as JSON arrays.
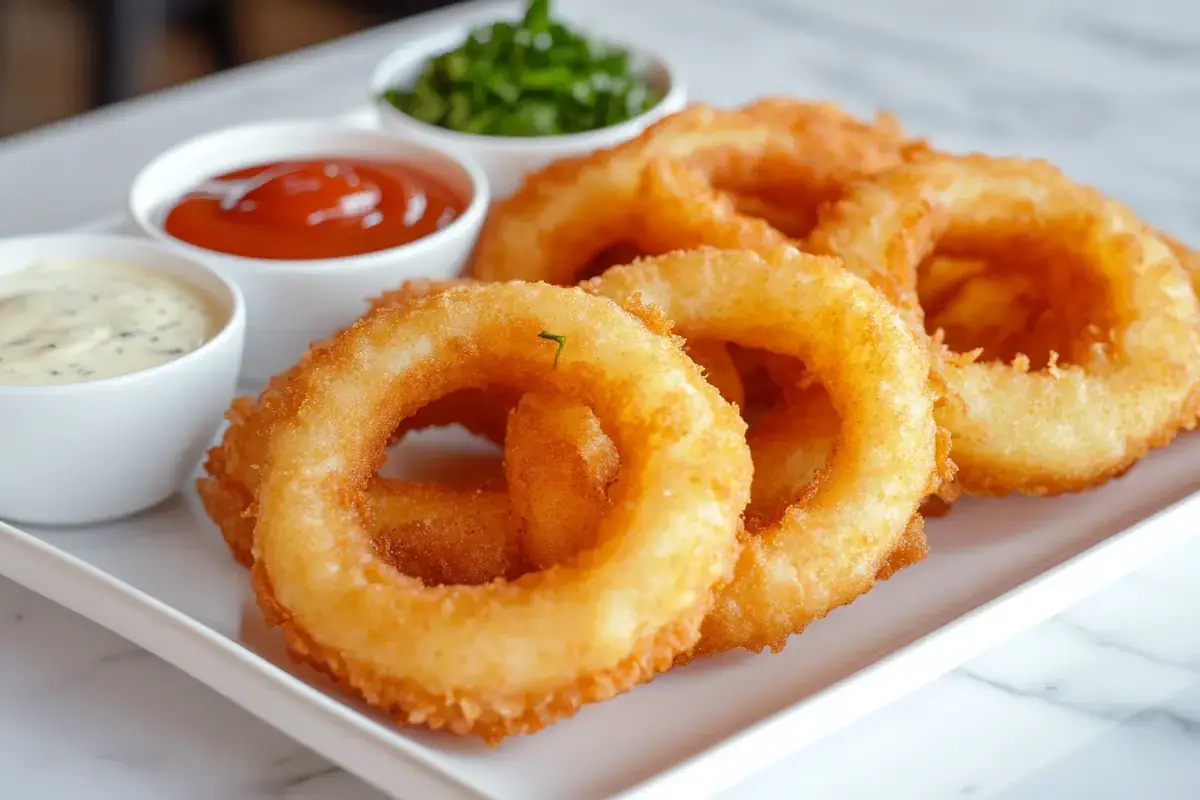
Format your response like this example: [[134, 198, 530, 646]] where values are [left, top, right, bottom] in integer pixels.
[[197, 95, 1200, 746], [200, 282, 632, 585], [248, 282, 752, 742], [586, 246, 948, 654], [470, 98, 928, 285]]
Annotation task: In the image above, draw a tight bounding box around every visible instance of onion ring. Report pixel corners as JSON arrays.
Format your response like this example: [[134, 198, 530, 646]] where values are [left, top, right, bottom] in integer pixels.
[[504, 392, 618, 571], [200, 387, 525, 582], [728, 192, 819, 240], [1159, 231, 1200, 297], [370, 280, 521, 444], [250, 282, 752, 742], [586, 246, 945, 654], [808, 154, 1200, 496], [470, 99, 926, 285], [725, 345, 788, 420], [635, 102, 926, 259], [744, 386, 930, 578], [920, 258, 1044, 363], [684, 339, 746, 408], [198, 280, 514, 571], [202, 382, 620, 585], [367, 481, 524, 586], [201, 279, 644, 584]]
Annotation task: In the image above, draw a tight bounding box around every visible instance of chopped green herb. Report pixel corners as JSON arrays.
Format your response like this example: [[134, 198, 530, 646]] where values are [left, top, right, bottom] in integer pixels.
[[537, 331, 566, 370], [523, 0, 551, 31], [380, 0, 662, 137]]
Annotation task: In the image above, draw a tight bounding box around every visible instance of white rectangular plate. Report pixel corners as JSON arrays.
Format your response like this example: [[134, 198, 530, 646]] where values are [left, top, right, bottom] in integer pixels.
[[3, 165, 1200, 800]]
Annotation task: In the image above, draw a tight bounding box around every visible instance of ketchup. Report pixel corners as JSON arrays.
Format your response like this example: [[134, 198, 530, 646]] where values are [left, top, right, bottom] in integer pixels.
[[162, 159, 468, 260]]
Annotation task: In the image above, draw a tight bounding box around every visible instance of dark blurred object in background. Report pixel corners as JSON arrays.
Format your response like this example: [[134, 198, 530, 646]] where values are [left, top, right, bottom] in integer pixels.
[[89, 0, 238, 107], [0, 0, 465, 138]]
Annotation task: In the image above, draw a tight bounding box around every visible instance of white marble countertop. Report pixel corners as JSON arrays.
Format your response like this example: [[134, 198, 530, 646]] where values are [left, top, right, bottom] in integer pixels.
[[1, 0, 1199, 798]]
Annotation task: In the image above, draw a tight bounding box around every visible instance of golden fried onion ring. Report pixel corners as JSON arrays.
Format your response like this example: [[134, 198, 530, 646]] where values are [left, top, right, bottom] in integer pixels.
[[250, 282, 752, 742], [470, 99, 925, 285], [367, 481, 524, 586], [1158, 231, 1200, 298], [504, 392, 618, 571], [201, 280, 643, 585], [586, 247, 944, 654], [744, 386, 931, 579], [809, 154, 1200, 495], [200, 383, 526, 583], [200, 278, 573, 584], [683, 339, 746, 408]]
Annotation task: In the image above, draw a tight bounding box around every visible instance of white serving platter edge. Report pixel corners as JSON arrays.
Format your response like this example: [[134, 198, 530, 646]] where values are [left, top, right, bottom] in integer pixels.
[[2, 110, 1199, 800]]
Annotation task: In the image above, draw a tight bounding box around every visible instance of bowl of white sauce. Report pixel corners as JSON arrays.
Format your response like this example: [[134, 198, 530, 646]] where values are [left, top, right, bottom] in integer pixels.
[[0, 234, 245, 526]]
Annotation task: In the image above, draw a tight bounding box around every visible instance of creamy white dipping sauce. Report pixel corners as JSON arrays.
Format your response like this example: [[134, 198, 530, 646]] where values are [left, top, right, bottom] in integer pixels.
[[0, 259, 220, 386]]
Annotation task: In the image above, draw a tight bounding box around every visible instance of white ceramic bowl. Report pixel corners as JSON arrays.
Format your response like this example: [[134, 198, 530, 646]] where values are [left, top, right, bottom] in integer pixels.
[[129, 121, 489, 381], [0, 234, 245, 527], [369, 24, 686, 198]]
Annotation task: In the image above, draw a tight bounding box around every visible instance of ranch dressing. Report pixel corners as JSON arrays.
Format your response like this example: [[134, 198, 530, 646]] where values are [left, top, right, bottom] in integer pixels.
[[0, 259, 219, 386]]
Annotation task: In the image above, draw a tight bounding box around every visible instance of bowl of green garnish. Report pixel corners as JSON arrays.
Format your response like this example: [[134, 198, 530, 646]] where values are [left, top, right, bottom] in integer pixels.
[[370, 0, 685, 197]]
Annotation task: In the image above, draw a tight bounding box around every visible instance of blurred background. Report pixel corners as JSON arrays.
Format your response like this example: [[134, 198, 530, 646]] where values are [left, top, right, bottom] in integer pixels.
[[0, 0, 465, 138]]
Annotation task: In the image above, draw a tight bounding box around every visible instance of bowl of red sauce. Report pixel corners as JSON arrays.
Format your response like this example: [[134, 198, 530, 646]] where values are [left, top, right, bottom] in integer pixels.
[[129, 121, 489, 380]]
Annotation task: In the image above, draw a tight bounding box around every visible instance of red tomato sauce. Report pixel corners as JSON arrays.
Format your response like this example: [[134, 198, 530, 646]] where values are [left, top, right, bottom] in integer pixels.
[[162, 159, 468, 260]]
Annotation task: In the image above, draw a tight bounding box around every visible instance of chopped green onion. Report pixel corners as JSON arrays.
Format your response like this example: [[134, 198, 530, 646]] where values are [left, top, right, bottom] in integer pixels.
[[537, 331, 567, 370], [379, 0, 662, 137], [519, 66, 574, 91], [523, 0, 551, 31], [444, 91, 473, 131], [486, 73, 521, 105]]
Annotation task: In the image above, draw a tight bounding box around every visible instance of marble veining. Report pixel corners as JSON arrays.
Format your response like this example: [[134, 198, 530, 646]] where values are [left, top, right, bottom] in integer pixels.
[[1, 0, 1200, 797]]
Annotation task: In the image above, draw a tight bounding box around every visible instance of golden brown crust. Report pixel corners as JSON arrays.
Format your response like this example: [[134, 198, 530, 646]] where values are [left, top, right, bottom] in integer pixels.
[[504, 393, 618, 571], [197, 280, 520, 572], [742, 387, 934, 581], [809, 153, 1200, 497], [470, 99, 927, 285], [254, 559, 706, 744], [683, 339, 746, 409], [1157, 231, 1200, 424], [249, 282, 752, 742], [588, 247, 941, 655], [1158, 231, 1200, 297], [875, 516, 929, 581], [366, 482, 526, 586]]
